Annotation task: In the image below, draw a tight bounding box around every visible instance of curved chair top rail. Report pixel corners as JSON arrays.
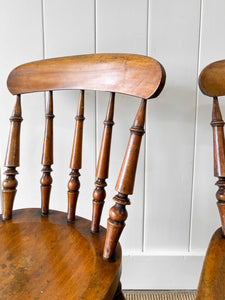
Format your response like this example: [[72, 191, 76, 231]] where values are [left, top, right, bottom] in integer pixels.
[[7, 53, 165, 100], [199, 59, 225, 97]]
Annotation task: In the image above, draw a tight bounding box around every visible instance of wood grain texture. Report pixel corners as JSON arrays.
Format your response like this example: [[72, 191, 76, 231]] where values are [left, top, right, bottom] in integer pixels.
[[196, 228, 225, 300], [40, 91, 54, 215], [4, 95, 23, 168], [103, 99, 146, 260], [67, 90, 84, 221], [92, 92, 115, 232], [7, 54, 165, 100], [0, 209, 121, 300], [115, 99, 146, 195], [2, 96, 23, 220], [210, 98, 225, 234], [199, 60, 225, 97], [211, 97, 225, 177]]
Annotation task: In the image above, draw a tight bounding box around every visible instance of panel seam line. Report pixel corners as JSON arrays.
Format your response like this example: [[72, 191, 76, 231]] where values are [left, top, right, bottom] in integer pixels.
[[188, 0, 203, 252]]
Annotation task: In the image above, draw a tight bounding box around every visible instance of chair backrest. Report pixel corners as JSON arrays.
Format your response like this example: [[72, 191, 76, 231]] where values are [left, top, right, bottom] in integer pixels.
[[199, 60, 225, 238], [2, 53, 165, 260]]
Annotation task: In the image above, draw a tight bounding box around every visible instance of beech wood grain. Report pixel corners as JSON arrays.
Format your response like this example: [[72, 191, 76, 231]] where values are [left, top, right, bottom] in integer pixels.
[[92, 92, 115, 232], [7, 54, 165, 100], [196, 228, 225, 300], [199, 60, 225, 97], [67, 90, 84, 221], [2, 96, 22, 220], [40, 91, 54, 215], [103, 99, 146, 260], [0, 209, 121, 300]]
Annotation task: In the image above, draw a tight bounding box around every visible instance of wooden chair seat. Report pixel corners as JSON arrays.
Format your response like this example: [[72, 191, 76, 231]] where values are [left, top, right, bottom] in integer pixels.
[[196, 228, 225, 300], [0, 208, 121, 300]]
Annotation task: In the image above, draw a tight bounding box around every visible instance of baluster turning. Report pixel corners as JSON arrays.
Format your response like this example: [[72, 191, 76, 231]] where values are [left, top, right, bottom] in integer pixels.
[[91, 92, 115, 232], [2, 95, 23, 220], [67, 90, 85, 221], [40, 91, 54, 215], [103, 99, 147, 260], [211, 97, 225, 235]]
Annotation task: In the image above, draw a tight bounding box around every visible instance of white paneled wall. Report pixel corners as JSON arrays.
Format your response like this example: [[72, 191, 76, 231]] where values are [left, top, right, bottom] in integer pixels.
[[1, 0, 225, 289]]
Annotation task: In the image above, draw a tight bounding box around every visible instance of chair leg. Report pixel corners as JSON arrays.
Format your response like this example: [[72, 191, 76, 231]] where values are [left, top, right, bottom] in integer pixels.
[[113, 282, 125, 300]]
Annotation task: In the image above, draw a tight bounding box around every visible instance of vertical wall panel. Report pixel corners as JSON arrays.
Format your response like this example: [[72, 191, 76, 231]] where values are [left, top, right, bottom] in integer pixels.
[[145, 0, 201, 250], [43, 0, 95, 57], [43, 0, 96, 218], [96, 0, 147, 54], [191, 0, 225, 250], [96, 0, 148, 250], [0, 0, 44, 210]]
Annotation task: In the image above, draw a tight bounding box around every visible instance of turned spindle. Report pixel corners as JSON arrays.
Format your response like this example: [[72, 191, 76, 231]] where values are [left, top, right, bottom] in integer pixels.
[[103, 99, 146, 260], [91, 93, 115, 232], [67, 90, 85, 221], [211, 97, 225, 235], [40, 91, 54, 215], [2, 95, 23, 220]]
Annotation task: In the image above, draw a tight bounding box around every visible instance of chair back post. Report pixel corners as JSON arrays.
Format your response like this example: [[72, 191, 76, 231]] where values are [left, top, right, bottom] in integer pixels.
[[40, 91, 54, 215], [67, 90, 85, 221], [2, 95, 23, 220], [103, 99, 146, 260], [91, 92, 115, 232], [211, 97, 225, 235]]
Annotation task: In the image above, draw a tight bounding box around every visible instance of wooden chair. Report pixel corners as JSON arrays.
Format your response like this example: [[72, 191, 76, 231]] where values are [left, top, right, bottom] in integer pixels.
[[0, 54, 165, 299], [197, 60, 225, 299]]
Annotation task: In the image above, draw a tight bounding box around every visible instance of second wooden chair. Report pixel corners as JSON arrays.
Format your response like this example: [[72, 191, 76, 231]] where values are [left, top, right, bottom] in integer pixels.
[[197, 60, 225, 299]]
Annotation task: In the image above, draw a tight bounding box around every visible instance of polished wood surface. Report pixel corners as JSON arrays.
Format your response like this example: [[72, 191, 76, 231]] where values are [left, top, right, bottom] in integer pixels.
[[196, 228, 225, 299], [41, 91, 54, 215], [197, 61, 225, 299], [67, 90, 85, 221], [2, 95, 22, 220], [0, 209, 121, 300], [7, 54, 165, 100], [103, 99, 146, 260], [211, 97, 225, 177], [92, 92, 115, 233], [210, 98, 225, 235], [1, 53, 165, 298], [199, 60, 225, 97]]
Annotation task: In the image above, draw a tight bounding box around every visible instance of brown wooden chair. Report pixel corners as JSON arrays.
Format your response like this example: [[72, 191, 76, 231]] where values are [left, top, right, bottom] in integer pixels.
[[197, 60, 225, 299], [0, 54, 165, 299]]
